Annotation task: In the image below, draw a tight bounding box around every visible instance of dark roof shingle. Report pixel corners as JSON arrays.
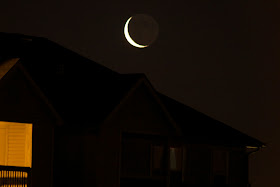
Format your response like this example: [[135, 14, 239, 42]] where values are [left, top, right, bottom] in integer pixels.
[[158, 93, 264, 147]]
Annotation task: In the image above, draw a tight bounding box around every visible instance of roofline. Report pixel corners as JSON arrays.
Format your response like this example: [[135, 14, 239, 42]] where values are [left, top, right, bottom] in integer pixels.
[[100, 74, 146, 125], [101, 74, 182, 136], [158, 93, 266, 148], [17, 60, 64, 126], [0, 32, 40, 41], [140, 78, 182, 136]]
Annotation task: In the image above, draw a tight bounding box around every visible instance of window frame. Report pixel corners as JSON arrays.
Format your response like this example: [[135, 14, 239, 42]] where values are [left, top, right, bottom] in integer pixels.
[[0, 121, 32, 168], [211, 149, 229, 185], [120, 132, 168, 179]]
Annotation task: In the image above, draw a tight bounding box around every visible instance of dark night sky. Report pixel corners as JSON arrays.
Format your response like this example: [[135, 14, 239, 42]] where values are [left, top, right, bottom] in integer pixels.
[[1, 0, 279, 186]]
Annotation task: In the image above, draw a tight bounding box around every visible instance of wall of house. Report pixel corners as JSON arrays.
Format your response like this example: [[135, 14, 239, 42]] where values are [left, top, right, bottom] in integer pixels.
[[94, 82, 179, 187], [54, 130, 98, 187], [228, 150, 248, 185], [83, 133, 98, 186], [182, 144, 249, 186], [182, 144, 212, 185], [0, 64, 56, 187], [108, 83, 177, 135]]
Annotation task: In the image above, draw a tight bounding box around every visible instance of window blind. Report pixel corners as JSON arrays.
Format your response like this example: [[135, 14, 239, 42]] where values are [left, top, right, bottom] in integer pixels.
[[0, 121, 32, 167]]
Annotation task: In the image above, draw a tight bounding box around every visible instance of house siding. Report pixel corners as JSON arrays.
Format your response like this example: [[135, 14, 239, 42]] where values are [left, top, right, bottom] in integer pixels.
[[182, 144, 249, 186], [95, 83, 178, 187], [54, 131, 94, 187], [109, 83, 176, 135]]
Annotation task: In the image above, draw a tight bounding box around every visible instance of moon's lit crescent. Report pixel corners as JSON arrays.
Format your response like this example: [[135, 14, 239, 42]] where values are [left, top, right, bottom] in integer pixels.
[[124, 17, 148, 48]]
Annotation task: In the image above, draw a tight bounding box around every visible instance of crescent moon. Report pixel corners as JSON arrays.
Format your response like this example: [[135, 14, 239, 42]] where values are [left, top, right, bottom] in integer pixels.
[[124, 17, 148, 48]]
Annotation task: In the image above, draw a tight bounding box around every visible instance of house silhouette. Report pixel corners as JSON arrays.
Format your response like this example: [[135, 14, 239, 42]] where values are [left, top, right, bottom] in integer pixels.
[[0, 33, 264, 187]]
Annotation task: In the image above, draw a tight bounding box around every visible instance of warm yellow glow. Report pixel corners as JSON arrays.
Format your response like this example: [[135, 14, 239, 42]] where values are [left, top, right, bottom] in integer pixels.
[[0, 121, 32, 168], [0, 58, 20, 79], [246, 146, 258, 149], [170, 148, 177, 170], [0, 171, 28, 187], [170, 147, 182, 171], [124, 17, 148, 48]]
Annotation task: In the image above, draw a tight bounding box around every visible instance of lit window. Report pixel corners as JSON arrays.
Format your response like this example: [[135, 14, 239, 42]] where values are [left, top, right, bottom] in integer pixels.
[[170, 147, 182, 171], [0, 121, 32, 167]]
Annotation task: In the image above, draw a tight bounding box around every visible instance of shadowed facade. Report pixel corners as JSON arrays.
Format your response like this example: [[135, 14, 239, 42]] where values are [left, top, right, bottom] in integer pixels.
[[0, 33, 264, 187]]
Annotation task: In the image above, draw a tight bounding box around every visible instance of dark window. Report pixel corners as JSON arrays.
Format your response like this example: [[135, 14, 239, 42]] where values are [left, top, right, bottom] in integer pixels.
[[189, 149, 211, 184], [121, 137, 151, 177], [56, 64, 64, 75], [212, 150, 228, 185], [228, 151, 248, 185], [121, 133, 168, 180], [152, 145, 165, 176]]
